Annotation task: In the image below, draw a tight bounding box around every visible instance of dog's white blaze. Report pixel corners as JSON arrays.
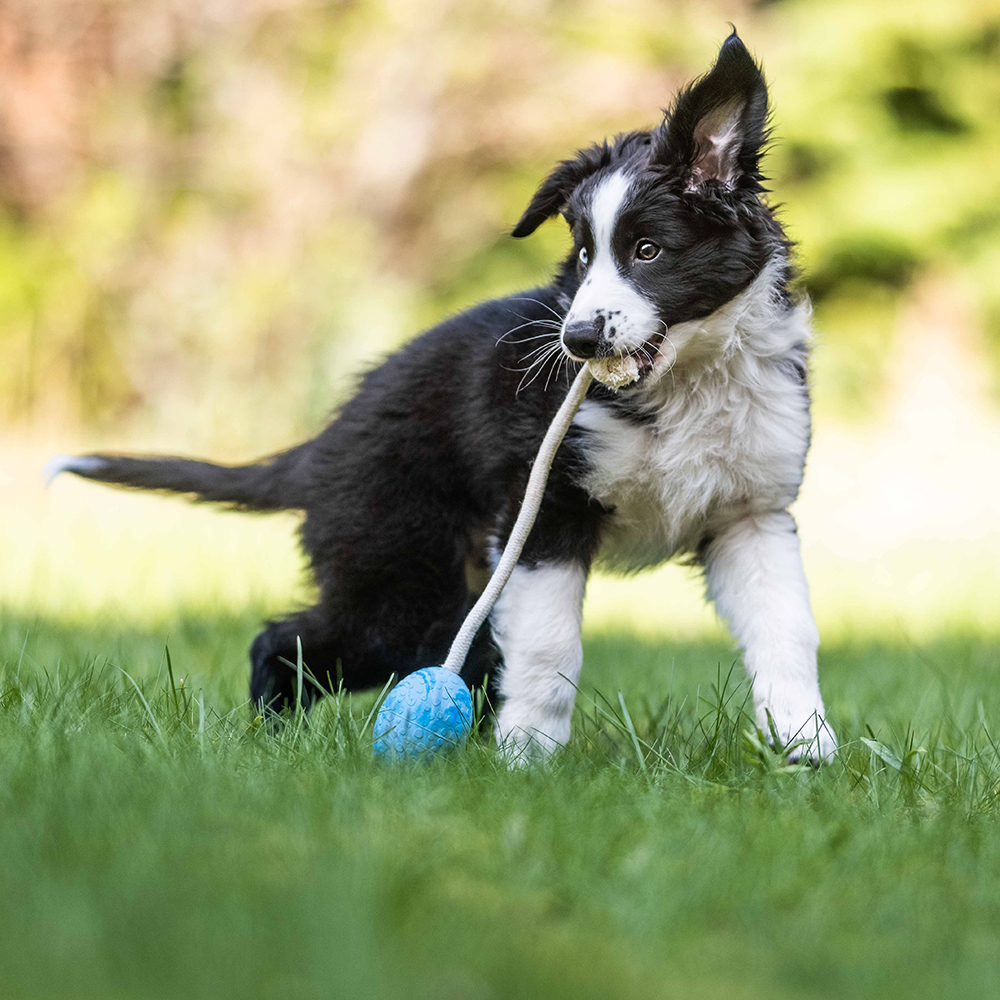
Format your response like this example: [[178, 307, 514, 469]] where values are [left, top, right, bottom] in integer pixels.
[[563, 170, 659, 356], [43, 455, 107, 486], [490, 562, 587, 762], [590, 169, 630, 254]]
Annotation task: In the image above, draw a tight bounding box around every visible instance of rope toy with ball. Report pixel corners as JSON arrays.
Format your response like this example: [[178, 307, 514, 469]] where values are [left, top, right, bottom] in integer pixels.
[[373, 356, 630, 759]]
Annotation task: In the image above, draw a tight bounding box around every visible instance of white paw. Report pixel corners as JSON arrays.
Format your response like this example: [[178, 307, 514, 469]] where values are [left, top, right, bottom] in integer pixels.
[[494, 706, 569, 767], [760, 703, 838, 765]]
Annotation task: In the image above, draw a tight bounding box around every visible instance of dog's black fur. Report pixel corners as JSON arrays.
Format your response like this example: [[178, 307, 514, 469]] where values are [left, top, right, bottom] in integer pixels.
[[54, 33, 788, 718]]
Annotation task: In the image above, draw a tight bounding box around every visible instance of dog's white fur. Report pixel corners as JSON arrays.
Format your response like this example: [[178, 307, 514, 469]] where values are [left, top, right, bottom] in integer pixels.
[[43, 455, 107, 487], [491, 562, 587, 761], [492, 258, 836, 763], [578, 259, 811, 567]]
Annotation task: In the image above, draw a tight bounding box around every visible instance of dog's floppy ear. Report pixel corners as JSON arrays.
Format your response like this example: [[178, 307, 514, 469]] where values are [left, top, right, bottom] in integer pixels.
[[511, 144, 609, 238], [652, 31, 769, 193]]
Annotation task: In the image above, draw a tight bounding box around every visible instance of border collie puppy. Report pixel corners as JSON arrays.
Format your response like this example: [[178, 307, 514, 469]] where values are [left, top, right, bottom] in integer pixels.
[[48, 32, 837, 763]]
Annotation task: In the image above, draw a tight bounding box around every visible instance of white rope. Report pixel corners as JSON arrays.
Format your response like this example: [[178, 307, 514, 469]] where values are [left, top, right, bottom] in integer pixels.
[[442, 362, 594, 674]]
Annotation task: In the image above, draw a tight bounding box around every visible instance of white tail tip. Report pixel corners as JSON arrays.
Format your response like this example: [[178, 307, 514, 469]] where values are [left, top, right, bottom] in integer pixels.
[[43, 455, 106, 487]]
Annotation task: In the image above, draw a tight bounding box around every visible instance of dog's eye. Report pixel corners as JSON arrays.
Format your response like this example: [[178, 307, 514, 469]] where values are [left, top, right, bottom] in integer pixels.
[[635, 240, 660, 261], [578, 246, 589, 266]]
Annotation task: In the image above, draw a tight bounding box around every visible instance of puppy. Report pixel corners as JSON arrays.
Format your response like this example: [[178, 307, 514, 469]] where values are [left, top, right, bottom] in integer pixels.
[[48, 31, 837, 763]]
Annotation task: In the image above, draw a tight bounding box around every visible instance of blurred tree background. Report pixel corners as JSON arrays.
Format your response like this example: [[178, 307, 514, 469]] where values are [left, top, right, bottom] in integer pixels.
[[0, 0, 998, 454]]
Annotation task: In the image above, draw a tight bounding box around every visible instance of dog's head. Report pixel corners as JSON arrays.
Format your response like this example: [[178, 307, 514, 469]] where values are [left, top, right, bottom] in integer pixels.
[[512, 31, 785, 386]]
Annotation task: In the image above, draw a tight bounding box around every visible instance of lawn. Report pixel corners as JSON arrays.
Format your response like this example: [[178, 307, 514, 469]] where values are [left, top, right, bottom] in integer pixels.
[[2, 1, 999, 993], [2, 607, 1000, 1000], [3, 445, 1000, 999]]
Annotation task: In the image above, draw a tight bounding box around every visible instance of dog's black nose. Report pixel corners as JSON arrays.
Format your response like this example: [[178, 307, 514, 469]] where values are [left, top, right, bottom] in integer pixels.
[[562, 320, 602, 359]]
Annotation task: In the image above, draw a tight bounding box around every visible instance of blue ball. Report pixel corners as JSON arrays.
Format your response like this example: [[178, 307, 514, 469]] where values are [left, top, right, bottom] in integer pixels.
[[372, 667, 474, 759]]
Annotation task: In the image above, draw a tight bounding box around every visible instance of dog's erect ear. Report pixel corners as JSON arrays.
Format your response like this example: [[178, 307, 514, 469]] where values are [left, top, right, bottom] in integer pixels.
[[511, 145, 609, 238], [652, 31, 769, 192]]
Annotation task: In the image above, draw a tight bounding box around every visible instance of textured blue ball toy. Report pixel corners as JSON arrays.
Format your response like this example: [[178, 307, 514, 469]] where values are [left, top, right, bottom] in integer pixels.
[[373, 667, 473, 759]]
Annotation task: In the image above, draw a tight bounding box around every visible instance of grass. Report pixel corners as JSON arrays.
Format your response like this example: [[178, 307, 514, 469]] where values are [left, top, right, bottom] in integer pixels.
[[3, 609, 1000, 999], [5, 441, 1000, 998]]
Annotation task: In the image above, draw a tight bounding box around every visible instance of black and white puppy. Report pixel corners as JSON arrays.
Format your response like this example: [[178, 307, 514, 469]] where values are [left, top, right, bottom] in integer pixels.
[[48, 32, 837, 762]]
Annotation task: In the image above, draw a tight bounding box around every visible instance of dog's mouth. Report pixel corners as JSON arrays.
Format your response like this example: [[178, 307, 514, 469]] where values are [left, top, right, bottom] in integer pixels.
[[587, 329, 667, 390], [629, 329, 667, 379]]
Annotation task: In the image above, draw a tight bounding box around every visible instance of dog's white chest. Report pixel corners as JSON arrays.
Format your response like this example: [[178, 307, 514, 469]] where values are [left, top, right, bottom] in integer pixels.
[[573, 373, 808, 571]]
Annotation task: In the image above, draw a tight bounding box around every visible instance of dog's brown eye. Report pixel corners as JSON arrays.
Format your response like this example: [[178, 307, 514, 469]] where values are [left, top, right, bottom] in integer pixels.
[[578, 246, 589, 266], [635, 240, 660, 261]]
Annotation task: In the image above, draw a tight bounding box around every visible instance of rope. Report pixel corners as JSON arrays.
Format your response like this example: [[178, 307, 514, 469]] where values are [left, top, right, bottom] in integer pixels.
[[441, 362, 594, 675]]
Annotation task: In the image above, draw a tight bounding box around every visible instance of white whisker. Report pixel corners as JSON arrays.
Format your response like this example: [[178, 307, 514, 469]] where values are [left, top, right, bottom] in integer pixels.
[[516, 343, 563, 393], [543, 347, 569, 391], [507, 341, 561, 374], [499, 332, 559, 348], [657, 321, 679, 391], [517, 339, 562, 364], [495, 320, 560, 347], [510, 296, 565, 322]]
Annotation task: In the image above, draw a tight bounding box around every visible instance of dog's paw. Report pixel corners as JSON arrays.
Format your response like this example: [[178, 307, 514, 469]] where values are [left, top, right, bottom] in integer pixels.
[[761, 704, 838, 766], [494, 707, 568, 767]]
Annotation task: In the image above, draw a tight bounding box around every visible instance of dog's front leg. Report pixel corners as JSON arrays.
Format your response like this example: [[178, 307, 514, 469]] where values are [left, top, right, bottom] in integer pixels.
[[701, 510, 837, 763], [490, 561, 588, 764]]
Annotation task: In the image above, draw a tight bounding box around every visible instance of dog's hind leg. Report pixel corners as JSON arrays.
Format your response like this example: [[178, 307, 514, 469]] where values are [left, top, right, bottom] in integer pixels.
[[250, 606, 342, 719], [249, 573, 489, 722]]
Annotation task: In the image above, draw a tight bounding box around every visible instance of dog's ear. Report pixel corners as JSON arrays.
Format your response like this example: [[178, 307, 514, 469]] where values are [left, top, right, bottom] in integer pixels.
[[652, 31, 769, 193], [511, 145, 609, 238]]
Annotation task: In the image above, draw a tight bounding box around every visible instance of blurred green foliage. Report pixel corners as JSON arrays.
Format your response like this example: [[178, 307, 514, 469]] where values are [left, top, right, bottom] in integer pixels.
[[0, 0, 998, 447]]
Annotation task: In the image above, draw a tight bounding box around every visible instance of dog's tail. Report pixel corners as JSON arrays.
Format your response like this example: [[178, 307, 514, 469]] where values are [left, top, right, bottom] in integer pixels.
[[44, 442, 314, 512]]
